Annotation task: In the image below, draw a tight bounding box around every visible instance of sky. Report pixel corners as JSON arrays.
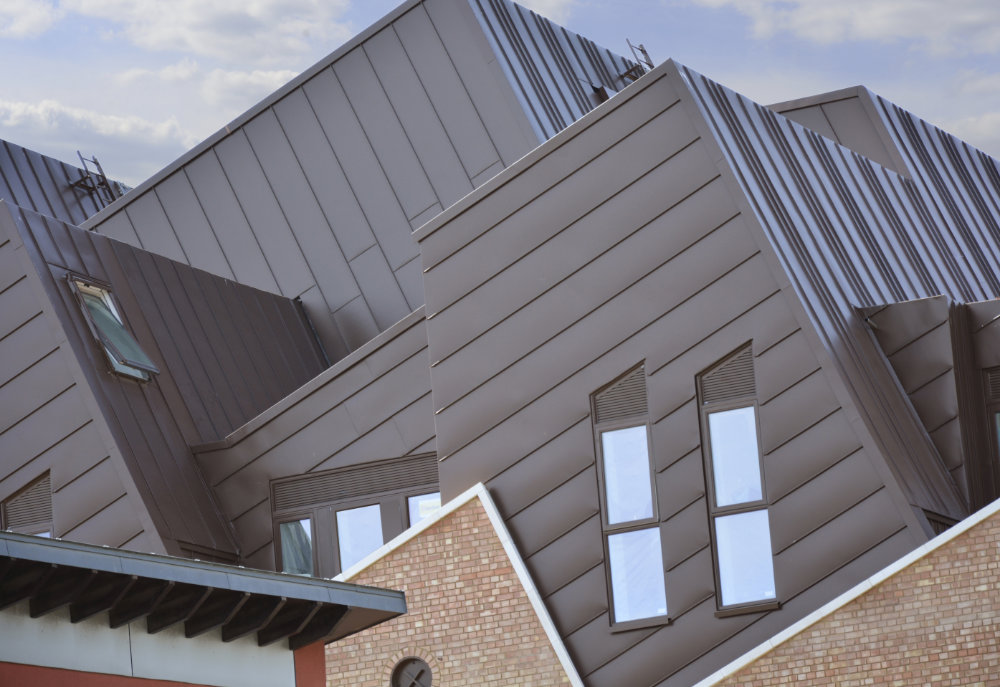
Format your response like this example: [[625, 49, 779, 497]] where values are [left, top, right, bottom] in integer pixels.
[[1, 0, 998, 186]]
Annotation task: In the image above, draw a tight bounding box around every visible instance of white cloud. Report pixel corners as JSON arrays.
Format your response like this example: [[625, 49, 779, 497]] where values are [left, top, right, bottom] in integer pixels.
[[691, 0, 1000, 55], [0, 0, 63, 37], [61, 0, 353, 66], [946, 111, 1000, 159], [116, 58, 201, 85], [0, 99, 195, 145], [517, 0, 577, 23], [200, 68, 299, 109], [958, 71, 1000, 96]]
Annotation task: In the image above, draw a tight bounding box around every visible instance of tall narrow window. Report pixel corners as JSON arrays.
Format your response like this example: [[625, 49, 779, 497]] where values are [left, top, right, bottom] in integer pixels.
[[69, 277, 158, 381], [698, 345, 778, 615], [1, 473, 53, 537], [592, 365, 668, 628]]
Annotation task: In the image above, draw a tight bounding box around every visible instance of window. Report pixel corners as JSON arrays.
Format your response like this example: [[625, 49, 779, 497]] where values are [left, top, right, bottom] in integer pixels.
[[69, 277, 158, 381], [698, 345, 778, 615], [592, 365, 668, 628], [391, 657, 432, 687], [271, 455, 439, 577], [2, 473, 53, 537]]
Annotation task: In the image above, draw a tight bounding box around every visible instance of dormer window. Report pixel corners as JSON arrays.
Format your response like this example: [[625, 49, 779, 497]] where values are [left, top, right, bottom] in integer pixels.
[[69, 277, 158, 381]]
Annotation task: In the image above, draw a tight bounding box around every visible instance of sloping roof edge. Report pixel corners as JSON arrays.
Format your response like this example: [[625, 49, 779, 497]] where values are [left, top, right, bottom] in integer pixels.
[[335, 482, 585, 687], [691, 496, 1000, 687], [80, 0, 428, 230]]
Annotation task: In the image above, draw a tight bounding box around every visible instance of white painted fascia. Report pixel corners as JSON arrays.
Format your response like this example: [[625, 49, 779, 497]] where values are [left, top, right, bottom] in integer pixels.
[[335, 482, 584, 687]]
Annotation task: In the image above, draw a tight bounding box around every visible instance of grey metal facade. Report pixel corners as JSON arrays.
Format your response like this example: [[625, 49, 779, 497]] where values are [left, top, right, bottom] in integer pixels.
[[80, 0, 639, 363]]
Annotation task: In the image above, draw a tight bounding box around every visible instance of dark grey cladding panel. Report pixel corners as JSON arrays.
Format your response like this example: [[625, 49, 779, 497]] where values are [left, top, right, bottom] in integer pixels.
[[419, 66, 919, 686], [0, 139, 129, 226], [680, 62, 970, 519], [6, 204, 326, 560], [87, 0, 609, 359], [468, 0, 641, 141]]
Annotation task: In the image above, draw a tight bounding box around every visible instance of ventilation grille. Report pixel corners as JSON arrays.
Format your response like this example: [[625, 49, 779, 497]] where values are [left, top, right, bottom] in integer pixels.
[[700, 346, 755, 404], [272, 455, 439, 513], [594, 366, 648, 423], [3, 473, 52, 530], [987, 367, 1000, 402]]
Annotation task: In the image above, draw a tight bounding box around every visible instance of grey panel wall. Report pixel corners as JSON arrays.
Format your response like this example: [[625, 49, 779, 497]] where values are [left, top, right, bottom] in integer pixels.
[[0, 139, 129, 226], [84, 0, 638, 361], [863, 297, 966, 504], [193, 309, 434, 571], [5, 204, 325, 560], [416, 72, 918, 687], [469, 0, 640, 141], [681, 63, 974, 521], [0, 202, 156, 552]]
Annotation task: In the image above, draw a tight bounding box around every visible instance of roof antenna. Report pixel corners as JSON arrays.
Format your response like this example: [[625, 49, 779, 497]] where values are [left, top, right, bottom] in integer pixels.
[[622, 39, 654, 83]]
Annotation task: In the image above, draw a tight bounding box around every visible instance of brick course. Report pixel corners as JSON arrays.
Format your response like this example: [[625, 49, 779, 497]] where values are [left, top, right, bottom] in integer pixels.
[[326, 497, 572, 686], [712, 508, 1000, 686]]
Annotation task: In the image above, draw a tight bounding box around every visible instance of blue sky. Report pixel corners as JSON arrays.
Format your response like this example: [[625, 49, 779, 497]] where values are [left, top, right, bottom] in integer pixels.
[[1, 0, 997, 185]]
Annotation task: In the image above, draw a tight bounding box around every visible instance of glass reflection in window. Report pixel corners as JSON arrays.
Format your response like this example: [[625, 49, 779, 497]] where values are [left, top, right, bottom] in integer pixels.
[[601, 426, 654, 525], [336, 504, 383, 571], [407, 492, 441, 526], [715, 510, 776, 606], [607, 527, 668, 623], [708, 407, 762, 507], [279, 518, 313, 575]]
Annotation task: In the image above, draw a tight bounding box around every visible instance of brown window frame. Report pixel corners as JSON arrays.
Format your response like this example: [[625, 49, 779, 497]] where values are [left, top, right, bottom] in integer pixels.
[[592, 364, 670, 632], [271, 456, 439, 577], [698, 352, 780, 617]]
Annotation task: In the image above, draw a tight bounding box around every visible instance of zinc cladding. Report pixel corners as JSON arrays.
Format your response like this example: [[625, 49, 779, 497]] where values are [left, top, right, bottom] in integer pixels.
[[0, 139, 129, 226], [681, 62, 987, 520], [0, 201, 327, 560], [414, 60, 985, 686], [193, 309, 434, 571], [80, 0, 639, 363]]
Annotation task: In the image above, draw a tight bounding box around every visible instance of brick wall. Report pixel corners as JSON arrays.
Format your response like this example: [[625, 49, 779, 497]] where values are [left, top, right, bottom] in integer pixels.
[[711, 506, 1000, 686], [327, 496, 572, 686]]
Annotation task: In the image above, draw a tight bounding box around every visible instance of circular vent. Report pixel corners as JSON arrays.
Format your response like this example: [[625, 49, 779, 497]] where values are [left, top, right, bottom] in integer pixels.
[[391, 657, 432, 687]]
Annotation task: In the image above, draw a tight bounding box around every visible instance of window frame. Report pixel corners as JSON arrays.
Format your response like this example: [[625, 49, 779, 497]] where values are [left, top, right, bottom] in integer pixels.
[[591, 365, 670, 632], [699, 397, 780, 616], [67, 274, 159, 381], [274, 513, 316, 576], [271, 460, 439, 579]]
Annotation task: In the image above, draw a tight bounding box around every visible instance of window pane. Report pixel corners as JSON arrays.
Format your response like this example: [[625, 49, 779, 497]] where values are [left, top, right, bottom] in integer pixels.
[[608, 528, 668, 623], [279, 518, 313, 575], [336, 504, 383, 571], [408, 492, 441, 526], [715, 510, 775, 606], [80, 289, 157, 371], [601, 426, 654, 524], [708, 406, 763, 506]]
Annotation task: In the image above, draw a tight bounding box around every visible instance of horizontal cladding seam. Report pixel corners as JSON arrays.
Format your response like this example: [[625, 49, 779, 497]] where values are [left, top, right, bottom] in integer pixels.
[[59, 490, 131, 536], [216, 381, 433, 496], [0, 346, 60, 392], [429, 141, 714, 363], [438, 250, 764, 462], [578, 490, 905, 683], [756, 360, 823, 408], [434, 213, 753, 418], [421, 91, 683, 278], [3, 378, 76, 432], [687, 70, 966, 515], [0, 311, 47, 347], [767, 447, 871, 525], [883, 318, 950, 359]]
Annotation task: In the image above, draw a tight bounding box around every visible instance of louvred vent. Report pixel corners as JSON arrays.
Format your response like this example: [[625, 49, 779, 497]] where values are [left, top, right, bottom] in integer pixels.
[[594, 366, 648, 423], [987, 367, 1000, 402], [272, 454, 438, 513], [3, 473, 52, 529], [700, 346, 755, 404]]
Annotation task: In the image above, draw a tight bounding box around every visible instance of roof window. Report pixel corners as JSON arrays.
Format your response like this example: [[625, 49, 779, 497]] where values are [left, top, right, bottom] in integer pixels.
[[69, 277, 158, 381]]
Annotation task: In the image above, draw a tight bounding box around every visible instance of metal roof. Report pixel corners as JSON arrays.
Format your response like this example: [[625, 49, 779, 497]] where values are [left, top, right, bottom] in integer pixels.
[[0, 531, 405, 649]]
